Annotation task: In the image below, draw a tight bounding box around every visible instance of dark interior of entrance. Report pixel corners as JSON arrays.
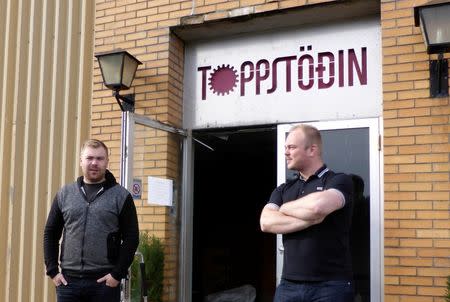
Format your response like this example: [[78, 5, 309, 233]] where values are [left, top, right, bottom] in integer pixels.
[[192, 126, 277, 302]]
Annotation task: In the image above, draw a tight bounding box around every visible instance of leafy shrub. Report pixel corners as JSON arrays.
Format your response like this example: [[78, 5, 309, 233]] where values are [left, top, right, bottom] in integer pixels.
[[131, 232, 164, 302], [446, 275, 450, 302]]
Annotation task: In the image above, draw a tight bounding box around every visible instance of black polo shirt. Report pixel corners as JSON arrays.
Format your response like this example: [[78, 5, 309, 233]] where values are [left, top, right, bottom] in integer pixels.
[[268, 165, 354, 281]]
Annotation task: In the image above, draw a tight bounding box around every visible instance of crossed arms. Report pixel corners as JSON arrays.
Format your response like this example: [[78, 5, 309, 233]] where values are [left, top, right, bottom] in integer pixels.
[[260, 189, 345, 234]]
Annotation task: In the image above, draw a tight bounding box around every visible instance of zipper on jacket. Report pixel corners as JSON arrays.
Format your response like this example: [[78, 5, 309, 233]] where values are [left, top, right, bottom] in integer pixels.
[[80, 203, 90, 272], [79, 184, 105, 272], [94, 187, 104, 201]]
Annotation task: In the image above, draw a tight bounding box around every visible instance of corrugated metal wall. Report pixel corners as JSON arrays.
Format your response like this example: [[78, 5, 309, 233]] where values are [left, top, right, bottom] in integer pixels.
[[0, 0, 95, 301]]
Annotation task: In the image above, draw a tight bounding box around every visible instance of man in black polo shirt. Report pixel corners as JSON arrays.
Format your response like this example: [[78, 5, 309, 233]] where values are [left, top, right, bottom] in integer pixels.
[[260, 124, 354, 302]]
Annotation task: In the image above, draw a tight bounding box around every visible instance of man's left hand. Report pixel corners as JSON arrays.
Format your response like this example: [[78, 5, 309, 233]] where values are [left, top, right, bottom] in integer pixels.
[[97, 273, 120, 287]]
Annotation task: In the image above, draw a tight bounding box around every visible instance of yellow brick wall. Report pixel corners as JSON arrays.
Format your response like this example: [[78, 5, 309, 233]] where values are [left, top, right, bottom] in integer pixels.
[[381, 1, 450, 302], [93, 1, 339, 301], [93, 0, 449, 301]]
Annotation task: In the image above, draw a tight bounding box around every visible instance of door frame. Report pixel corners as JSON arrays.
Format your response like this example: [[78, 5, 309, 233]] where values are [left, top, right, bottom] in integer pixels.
[[119, 111, 193, 301], [119, 111, 188, 190], [276, 117, 383, 302]]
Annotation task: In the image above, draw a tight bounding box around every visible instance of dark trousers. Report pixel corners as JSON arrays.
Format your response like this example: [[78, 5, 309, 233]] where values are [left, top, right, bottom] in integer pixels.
[[56, 276, 120, 302], [274, 279, 354, 302]]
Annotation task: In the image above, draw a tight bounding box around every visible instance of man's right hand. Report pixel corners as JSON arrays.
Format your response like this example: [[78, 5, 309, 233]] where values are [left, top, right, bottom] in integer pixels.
[[52, 273, 68, 287]]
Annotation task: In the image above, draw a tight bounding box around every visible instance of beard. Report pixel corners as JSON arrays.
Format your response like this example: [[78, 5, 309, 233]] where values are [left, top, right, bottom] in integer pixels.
[[84, 169, 106, 183]]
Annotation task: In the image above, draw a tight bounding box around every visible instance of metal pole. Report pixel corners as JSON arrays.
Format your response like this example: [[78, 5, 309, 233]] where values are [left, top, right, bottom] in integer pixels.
[[120, 110, 134, 302], [120, 111, 132, 190], [120, 110, 129, 302]]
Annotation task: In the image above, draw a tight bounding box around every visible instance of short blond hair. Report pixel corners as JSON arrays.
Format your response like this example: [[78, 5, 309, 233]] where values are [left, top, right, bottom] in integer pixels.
[[289, 124, 323, 152], [80, 139, 109, 159]]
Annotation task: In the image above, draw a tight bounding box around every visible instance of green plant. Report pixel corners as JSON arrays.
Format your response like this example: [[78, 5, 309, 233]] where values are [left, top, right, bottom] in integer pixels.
[[131, 232, 165, 302], [446, 275, 450, 302]]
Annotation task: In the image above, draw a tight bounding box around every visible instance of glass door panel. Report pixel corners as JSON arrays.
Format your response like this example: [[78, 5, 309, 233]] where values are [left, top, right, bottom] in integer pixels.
[[120, 112, 187, 301], [276, 118, 381, 302]]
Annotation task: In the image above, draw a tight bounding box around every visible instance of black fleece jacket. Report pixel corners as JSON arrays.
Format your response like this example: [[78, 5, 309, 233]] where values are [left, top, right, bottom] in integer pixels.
[[43, 170, 139, 281]]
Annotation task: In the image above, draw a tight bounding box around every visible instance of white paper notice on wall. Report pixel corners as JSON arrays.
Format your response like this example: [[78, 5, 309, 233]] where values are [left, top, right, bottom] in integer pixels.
[[147, 176, 173, 206]]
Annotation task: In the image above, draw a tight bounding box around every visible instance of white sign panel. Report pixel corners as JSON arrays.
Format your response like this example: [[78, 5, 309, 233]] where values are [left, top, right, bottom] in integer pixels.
[[148, 176, 173, 206], [183, 18, 382, 129]]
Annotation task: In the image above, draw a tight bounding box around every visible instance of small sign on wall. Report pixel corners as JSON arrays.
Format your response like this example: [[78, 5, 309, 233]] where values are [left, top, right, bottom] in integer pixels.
[[148, 176, 173, 206], [131, 178, 142, 200]]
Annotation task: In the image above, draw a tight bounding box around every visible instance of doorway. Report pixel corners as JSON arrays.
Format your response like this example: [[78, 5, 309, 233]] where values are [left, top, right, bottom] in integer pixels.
[[188, 118, 381, 302], [191, 126, 277, 302]]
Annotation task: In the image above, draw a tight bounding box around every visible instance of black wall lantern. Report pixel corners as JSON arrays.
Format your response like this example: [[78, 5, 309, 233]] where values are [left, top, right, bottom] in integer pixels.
[[414, 0, 450, 97], [95, 50, 142, 111]]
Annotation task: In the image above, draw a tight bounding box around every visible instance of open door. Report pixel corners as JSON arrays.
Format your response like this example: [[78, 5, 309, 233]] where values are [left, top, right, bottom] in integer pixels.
[[119, 111, 190, 302], [276, 118, 382, 302]]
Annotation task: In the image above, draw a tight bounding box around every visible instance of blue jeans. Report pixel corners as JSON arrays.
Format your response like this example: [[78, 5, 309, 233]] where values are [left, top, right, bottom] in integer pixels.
[[274, 279, 354, 302], [56, 275, 120, 302]]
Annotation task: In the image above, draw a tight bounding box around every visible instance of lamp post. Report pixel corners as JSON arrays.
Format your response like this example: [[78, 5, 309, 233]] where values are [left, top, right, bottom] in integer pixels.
[[95, 50, 142, 111], [95, 49, 143, 302], [95, 49, 143, 195], [414, 0, 450, 97]]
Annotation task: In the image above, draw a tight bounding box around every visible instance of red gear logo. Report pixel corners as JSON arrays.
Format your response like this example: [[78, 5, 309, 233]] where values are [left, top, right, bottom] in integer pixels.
[[208, 64, 238, 96]]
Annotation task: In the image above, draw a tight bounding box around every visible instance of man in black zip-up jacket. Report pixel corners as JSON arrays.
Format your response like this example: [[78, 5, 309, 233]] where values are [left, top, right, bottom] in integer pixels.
[[44, 139, 139, 302]]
